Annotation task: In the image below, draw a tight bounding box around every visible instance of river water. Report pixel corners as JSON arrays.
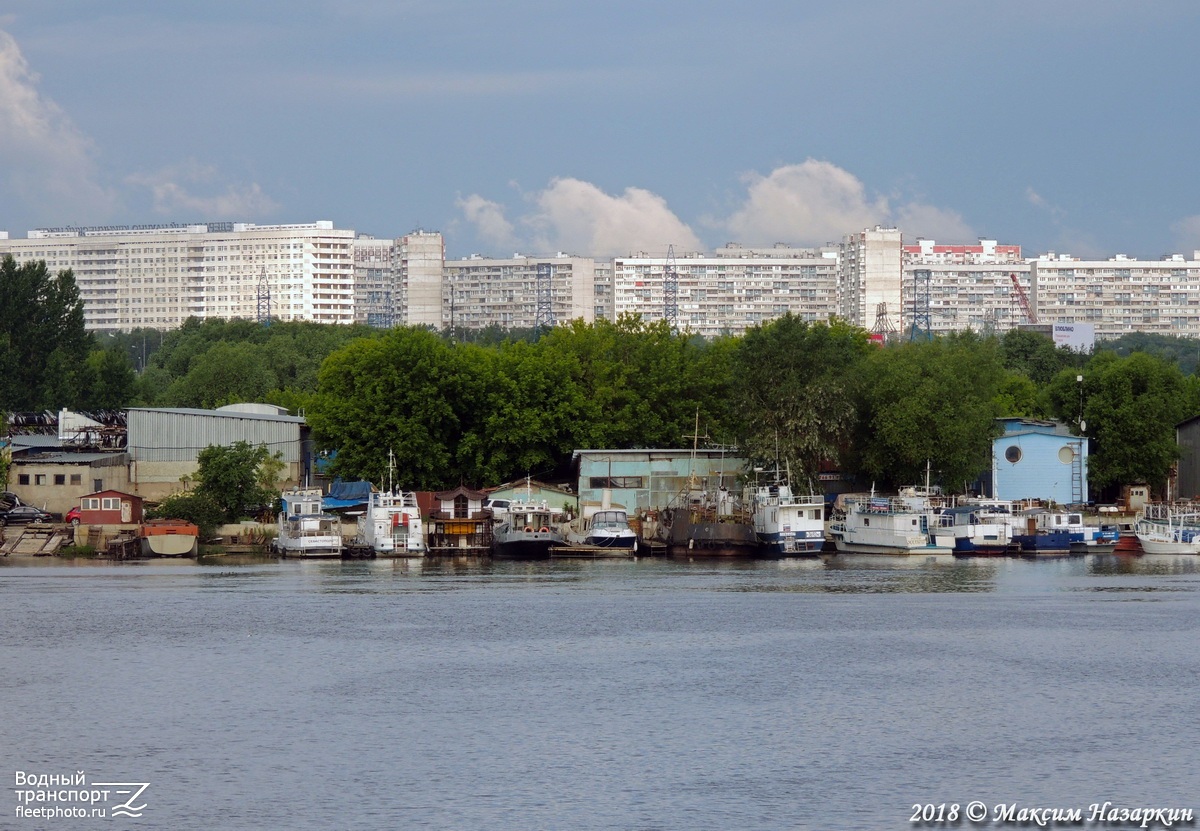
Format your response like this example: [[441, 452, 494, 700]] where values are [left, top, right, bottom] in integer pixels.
[[2, 552, 1198, 830]]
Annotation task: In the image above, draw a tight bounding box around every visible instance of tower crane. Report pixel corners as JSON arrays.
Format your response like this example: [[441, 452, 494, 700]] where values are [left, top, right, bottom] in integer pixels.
[[1010, 272, 1037, 324]]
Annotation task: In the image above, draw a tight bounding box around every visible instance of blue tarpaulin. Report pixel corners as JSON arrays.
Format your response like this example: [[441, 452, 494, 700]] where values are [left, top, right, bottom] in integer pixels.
[[323, 479, 374, 510]]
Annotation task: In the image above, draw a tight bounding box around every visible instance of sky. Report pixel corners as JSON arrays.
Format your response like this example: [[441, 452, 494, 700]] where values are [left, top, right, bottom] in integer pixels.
[[1, 1, 1198, 261]]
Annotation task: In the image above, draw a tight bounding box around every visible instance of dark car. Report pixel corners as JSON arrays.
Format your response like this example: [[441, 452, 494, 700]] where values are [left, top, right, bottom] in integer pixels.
[[1, 505, 53, 526]]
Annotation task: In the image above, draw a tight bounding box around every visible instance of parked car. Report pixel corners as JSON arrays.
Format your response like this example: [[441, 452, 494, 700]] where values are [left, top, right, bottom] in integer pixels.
[[65, 506, 82, 525], [1, 505, 53, 526]]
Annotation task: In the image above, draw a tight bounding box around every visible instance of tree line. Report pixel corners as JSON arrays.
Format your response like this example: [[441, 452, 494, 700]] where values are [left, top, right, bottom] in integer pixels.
[[4, 255, 1199, 500]]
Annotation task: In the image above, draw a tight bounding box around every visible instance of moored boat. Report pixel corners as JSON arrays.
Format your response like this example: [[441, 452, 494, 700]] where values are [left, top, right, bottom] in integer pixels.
[[491, 497, 566, 559], [556, 508, 639, 556], [745, 477, 825, 556], [936, 504, 1014, 556], [1134, 503, 1200, 554], [655, 482, 760, 557], [355, 489, 425, 557], [139, 518, 199, 557], [273, 487, 343, 558], [829, 489, 954, 555]]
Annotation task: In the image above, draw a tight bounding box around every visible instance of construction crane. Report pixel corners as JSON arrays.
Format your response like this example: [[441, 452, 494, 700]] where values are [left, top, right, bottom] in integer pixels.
[[1010, 272, 1037, 324]]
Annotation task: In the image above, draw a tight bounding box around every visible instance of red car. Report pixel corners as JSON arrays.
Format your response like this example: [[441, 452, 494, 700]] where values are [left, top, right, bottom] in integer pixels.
[[65, 506, 82, 525]]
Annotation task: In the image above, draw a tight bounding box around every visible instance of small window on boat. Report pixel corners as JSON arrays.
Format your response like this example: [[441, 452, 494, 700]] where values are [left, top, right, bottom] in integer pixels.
[[1005, 445, 1022, 464], [1058, 446, 1076, 464]]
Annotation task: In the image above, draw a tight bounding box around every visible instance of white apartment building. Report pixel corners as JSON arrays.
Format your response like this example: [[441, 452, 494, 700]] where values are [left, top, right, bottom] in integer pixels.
[[0, 221, 355, 332], [352, 235, 397, 328], [1030, 252, 1200, 338], [352, 230, 446, 329], [901, 240, 1032, 337], [442, 255, 596, 330], [400, 230, 446, 328], [837, 226, 903, 332], [612, 244, 839, 337]]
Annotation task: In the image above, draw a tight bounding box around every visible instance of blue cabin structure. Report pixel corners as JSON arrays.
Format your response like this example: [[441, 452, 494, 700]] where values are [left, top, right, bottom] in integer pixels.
[[989, 418, 1087, 505]]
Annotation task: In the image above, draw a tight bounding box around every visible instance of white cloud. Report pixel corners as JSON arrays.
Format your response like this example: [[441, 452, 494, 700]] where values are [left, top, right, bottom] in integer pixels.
[[1170, 215, 1200, 255], [125, 161, 278, 218], [457, 194, 516, 250], [894, 202, 975, 243], [719, 160, 977, 247], [0, 29, 117, 220], [525, 178, 702, 257], [721, 160, 889, 246], [459, 178, 701, 257]]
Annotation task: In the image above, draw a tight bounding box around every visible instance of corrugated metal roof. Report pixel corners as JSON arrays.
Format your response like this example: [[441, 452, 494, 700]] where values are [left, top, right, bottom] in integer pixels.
[[126, 406, 305, 424], [13, 451, 130, 465]]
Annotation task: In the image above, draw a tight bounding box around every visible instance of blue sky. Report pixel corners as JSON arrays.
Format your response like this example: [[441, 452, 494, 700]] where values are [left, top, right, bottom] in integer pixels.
[[2, 1, 1198, 260]]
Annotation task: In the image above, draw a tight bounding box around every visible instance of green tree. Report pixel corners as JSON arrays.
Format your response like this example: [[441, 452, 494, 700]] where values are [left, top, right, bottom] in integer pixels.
[[145, 491, 225, 539], [1045, 352, 1200, 494], [856, 333, 1005, 492], [163, 342, 279, 408], [0, 256, 92, 411], [194, 441, 278, 522], [730, 315, 871, 486], [999, 328, 1083, 386], [308, 327, 482, 488], [81, 348, 138, 410]]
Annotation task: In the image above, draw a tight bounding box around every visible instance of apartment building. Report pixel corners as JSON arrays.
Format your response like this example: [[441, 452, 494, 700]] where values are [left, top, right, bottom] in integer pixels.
[[901, 239, 1032, 337], [0, 221, 355, 332], [442, 254, 596, 330], [837, 226, 903, 332], [611, 244, 839, 337], [351, 230, 447, 329], [1030, 252, 1200, 338]]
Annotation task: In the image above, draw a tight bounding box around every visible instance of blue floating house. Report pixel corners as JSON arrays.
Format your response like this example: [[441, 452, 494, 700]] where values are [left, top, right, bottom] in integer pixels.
[[988, 418, 1088, 505]]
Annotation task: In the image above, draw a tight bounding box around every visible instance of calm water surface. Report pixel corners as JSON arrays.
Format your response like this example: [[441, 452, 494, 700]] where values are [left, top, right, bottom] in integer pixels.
[[2, 553, 1198, 830]]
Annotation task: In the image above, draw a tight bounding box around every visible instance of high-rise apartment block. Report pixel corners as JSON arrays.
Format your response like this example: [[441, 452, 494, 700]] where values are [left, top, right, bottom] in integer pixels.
[[611, 244, 839, 337], [0, 221, 355, 332], [5, 218, 1200, 341], [837, 227, 903, 332], [442, 255, 596, 330], [901, 239, 1031, 336]]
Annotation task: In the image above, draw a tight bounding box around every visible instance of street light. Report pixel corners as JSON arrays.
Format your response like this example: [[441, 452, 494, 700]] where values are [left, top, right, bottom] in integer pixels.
[[1076, 375, 1086, 433]]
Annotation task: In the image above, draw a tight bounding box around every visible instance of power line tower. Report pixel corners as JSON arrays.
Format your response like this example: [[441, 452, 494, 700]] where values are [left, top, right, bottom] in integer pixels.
[[535, 262, 555, 332], [255, 266, 271, 326], [908, 269, 933, 342], [663, 245, 679, 330], [872, 301, 898, 341]]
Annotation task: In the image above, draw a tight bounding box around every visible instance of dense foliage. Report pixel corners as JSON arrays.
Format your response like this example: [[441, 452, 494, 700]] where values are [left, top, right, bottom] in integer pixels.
[[6, 252, 1200, 499]]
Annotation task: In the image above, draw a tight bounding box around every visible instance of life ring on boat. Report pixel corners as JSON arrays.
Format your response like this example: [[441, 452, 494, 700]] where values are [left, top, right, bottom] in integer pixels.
[[524, 526, 533, 533], [539, 526, 549, 533]]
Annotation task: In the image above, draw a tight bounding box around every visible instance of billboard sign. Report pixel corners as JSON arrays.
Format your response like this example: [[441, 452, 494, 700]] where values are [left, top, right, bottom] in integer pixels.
[[1052, 323, 1094, 352]]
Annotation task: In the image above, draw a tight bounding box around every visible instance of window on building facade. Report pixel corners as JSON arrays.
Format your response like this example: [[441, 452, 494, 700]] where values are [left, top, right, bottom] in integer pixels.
[[35, 474, 46, 485], [588, 476, 645, 489], [18, 474, 30, 485], [54, 474, 65, 485], [1005, 446, 1022, 464]]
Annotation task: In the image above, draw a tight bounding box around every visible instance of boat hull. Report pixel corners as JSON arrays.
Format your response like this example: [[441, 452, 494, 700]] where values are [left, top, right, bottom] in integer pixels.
[[758, 530, 825, 556]]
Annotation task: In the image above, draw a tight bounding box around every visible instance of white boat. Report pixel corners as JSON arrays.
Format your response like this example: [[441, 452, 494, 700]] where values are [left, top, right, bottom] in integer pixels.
[[1134, 504, 1200, 554], [745, 478, 825, 556], [936, 503, 1014, 555], [355, 490, 425, 557], [557, 508, 639, 555], [273, 488, 343, 558], [829, 488, 954, 555], [492, 496, 566, 559]]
